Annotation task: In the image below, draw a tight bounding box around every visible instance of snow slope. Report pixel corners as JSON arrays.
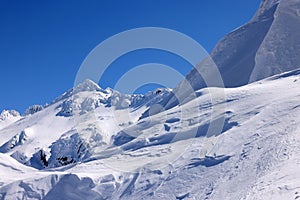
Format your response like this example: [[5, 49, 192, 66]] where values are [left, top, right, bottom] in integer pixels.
[[166, 0, 300, 109], [148, 0, 300, 116], [1, 0, 300, 199], [0, 79, 172, 169], [1, 69, 300, 199]]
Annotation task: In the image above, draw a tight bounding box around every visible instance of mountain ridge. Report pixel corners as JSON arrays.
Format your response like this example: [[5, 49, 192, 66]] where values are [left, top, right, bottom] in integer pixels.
[[1, 0, 300, 199], [1, 68, 300, 199]]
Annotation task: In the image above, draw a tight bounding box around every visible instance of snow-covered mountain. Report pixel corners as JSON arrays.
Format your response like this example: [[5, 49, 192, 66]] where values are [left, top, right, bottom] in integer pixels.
[[1, 69, 300, 199], [0, 110, 21, 130], [0, 79, 172, 170], [1, 0, 300, 199], [166, 0, 300, 108], [211, 0, 300, 86]]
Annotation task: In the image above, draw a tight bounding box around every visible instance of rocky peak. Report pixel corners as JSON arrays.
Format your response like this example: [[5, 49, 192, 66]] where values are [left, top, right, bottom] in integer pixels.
[[0, 110, 20, 121]]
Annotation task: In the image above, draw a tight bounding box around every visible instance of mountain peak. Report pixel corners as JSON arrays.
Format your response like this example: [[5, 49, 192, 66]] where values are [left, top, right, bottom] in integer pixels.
[[52, 79, 104, 104], [23, 105, 43, 116], [0, 110, 20, 121], [73, 79, 102, 93], [260, 0, 280, 10], [252, 0, 280, 21], [163, 0, 300, 109]]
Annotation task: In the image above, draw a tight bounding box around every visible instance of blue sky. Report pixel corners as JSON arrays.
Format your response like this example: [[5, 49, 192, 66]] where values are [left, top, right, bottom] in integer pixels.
[[0, 0, 261, 113]]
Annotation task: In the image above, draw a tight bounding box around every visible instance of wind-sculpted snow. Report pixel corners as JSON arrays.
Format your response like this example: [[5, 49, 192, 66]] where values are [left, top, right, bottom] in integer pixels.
[[153, 0, 300, 123], [1, 69, 300, 199], [0, 130, 28, 153], [47, 133, 91, 168], [1, 0, 300, 198], [167, 0, 300, 109]]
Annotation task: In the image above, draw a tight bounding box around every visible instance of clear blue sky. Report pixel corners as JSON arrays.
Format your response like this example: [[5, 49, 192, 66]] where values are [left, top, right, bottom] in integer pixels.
[[0, 0, 261, 113]]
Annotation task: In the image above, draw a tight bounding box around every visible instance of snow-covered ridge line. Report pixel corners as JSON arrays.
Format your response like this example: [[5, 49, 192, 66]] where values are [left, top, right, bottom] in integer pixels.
[[1, 68, 300, 199], [0, 78, 173, 171], [1, 0, 300, 198], [166, 0, 300, 109]]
